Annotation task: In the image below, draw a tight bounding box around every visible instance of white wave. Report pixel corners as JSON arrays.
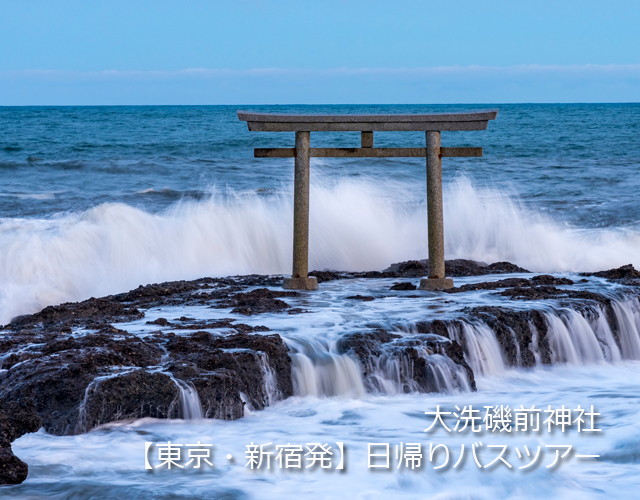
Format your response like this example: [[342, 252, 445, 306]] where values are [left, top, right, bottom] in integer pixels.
[[0, 192, 56, 200], [288, 338, 366, 398], [444, 177, 640, 272], [1, 176, 640, 324], [446, 321, 506, 376], [135, 187, 176, 194]]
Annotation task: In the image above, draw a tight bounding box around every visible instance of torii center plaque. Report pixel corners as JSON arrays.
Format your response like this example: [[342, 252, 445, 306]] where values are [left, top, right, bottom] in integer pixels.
[[238, 110, 498, 291]]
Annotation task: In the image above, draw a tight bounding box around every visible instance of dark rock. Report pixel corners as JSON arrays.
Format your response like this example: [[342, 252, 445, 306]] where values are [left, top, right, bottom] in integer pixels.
[[165, 331, 293, 412], [468, 307, 551, 367], [581, 264, 640, 282], [0, 399, 41, 485], [0, 342, 156, 434], [6, 297, 144, 330], [233, 275, 284, 288], [216, 288, 297, 315], [499, 286, 609, 303], [211, 333, 293, 401], [115, 281, 203, 304], [445, 275, 574, 294], [148, 316, 270, 333], [445, 277, 532, 293], [337, 330, 402, 358], [390, 282, 417, 291], [484, 261, 531, 274], [416, 307, 552, 368], [312, 259, 530, 282], [384, 259, 530, 278], [78, 370, 181, 432], [531, 275, 574, 286], [346, 295, 376, 301], [147, 317, 169, 326], [0, 322, 292, 436], [232, 323, 271, 333], [384, 260, 429, 277], [169, 364, 244, 420], [308, 270, 346, 283], [338, 330, 476, 392]]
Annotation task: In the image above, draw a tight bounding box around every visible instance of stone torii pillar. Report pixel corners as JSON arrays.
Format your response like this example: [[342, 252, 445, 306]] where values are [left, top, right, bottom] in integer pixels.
[[238, 110, 498, 291], [290, 130, 311, 289]]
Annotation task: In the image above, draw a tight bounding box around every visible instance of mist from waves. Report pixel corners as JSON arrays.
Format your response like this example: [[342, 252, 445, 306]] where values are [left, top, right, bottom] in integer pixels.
[[2, 175, 640, 325]]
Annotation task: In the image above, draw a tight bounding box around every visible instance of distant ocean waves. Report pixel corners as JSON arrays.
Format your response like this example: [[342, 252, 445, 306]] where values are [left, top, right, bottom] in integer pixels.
[[1, 176, 639, 324]]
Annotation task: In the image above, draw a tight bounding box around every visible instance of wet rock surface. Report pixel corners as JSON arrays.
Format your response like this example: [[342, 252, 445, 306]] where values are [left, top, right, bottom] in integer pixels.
[[463, 307, 552, 367], [0, 277, 298, 437], [445, 275, 574, 294], [346, 295, 376, 301], [214, 288, 299, 315], [8, 298, 145, 332], [0, 325, 292, 435], [581, 264, 640, 285], [498, 285, 610, 302], [0, 399, 41, 485], [441, 274, 616, 306], [338, 329, 476, 392], [146, 316, 270, 333], [390, 282, 417, 291], [310, 259, 530, 282], [0, 276, 295, 436]]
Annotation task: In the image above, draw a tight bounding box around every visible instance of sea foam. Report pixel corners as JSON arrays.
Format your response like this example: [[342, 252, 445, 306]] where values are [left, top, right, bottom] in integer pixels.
[[1, 176, 639, 325]]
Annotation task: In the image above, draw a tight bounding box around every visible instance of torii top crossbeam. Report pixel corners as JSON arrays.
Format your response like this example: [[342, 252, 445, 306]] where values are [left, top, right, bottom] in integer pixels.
[[238, 110, 498, 291]]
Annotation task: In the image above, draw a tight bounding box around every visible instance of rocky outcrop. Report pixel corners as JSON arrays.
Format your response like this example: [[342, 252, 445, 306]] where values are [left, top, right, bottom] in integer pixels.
[[0, 276, 298, 435], [4, 259, 636, 487], [78, 370, 182, 432], [390, 282, 417, 291], [444, 275, 573, 294], [310, 259, 530, 283], [0, 260, 636, 439], [338, 330, 476, 392], [346, 295, 375, 301], [165, 330, 293, 410], [0, 325, 292, 436], [214, 288, 299, 315], [8, 298, 144, 331], [581, 264, 640, 285], [0, 399, 41, 485], [385, 259, 530, 278]]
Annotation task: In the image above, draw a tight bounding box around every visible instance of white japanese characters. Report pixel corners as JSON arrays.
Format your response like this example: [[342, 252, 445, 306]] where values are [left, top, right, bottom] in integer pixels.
[[145, 441, 214, 469], [425, 405, 601, 433], [366, 442, 599, 470], [245, 442, 344, 470], [143, 404, 601, 473]]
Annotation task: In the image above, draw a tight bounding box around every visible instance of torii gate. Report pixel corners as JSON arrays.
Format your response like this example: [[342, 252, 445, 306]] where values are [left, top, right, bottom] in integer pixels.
[[238, 110, 498, 291]]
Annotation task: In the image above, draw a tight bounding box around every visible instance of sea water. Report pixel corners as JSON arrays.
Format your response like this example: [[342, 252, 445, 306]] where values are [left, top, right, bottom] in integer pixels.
[[2, 104, 640, 498]]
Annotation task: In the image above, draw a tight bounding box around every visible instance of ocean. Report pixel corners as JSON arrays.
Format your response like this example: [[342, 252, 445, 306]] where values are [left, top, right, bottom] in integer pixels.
[[2, 104, 640, 499]]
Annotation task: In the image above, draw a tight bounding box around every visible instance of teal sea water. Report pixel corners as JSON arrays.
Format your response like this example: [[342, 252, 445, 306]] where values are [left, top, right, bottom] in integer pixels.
[[1, 104, 639, 226]]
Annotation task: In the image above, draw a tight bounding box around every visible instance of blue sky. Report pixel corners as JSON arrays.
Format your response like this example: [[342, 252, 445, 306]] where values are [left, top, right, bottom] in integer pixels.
[[1, 0, 639, 104]]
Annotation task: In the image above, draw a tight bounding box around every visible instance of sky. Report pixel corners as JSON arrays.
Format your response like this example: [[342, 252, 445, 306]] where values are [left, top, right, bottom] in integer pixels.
[[1, 0, 639, 105]]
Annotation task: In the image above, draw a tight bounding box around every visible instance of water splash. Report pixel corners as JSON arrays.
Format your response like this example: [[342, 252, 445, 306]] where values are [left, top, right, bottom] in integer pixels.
[[3, 177, 640, 323], [288, 338, 366, 398], [287, 335, 470, 397], [256, 351, 281, 406], [446, 321, 506, 376], [610, 298, 640, 359]]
